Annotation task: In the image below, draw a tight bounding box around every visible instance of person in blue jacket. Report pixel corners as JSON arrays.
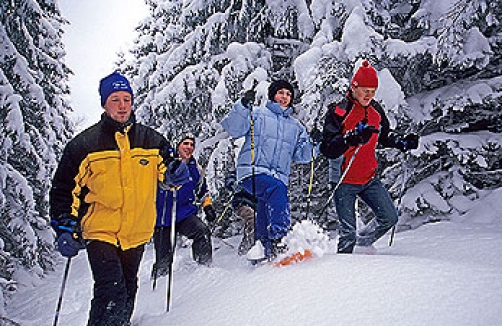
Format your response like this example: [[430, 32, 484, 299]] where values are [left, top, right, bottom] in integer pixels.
[[152, 134, 216, 278], [220, 80, 314, 261]]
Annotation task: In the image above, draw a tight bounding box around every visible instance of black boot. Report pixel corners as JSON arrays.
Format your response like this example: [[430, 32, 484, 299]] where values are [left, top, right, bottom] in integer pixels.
[[150, 258, 170, 280], [269, 238, 287, 260]]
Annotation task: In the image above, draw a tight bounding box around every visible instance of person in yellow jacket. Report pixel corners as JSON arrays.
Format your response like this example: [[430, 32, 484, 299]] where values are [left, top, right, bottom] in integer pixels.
[[49, 72, 189, 326]]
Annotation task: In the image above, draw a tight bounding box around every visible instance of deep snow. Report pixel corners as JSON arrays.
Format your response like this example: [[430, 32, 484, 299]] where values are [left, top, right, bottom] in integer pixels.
[[7, 217, 502, 326]]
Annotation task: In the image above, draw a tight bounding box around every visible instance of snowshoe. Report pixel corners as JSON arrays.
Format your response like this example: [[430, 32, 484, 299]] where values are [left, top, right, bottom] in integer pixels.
[[246, 240, 267, 264], [246, 239, 287, 266], [274, 249, 313, 267]]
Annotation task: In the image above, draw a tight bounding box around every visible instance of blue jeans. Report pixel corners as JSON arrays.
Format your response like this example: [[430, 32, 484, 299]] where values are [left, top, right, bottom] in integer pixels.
[[334, 177, 398, 253], [242, 174, 290, 257]]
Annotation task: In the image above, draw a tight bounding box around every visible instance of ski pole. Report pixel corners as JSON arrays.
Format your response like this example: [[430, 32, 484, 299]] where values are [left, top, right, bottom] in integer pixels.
[[319, 145, 362, 217], [210, 192, 235, 233], [166, 187, 179, 312], [152, 228, 162, 290], [153, 189, 169, 290], [389, 153, 409, 246], [305, 140, 317, 221], [53, 257, 72, 326], [209, 193, 237, 249], [247, 80, 258, 245]]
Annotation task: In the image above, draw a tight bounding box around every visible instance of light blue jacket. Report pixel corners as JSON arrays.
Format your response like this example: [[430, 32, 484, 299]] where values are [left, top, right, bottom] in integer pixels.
[[221, 100, 313, 185]]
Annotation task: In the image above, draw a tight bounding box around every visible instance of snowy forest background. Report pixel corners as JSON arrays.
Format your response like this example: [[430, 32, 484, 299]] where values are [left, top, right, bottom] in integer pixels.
[[0, 0, 501, 320]]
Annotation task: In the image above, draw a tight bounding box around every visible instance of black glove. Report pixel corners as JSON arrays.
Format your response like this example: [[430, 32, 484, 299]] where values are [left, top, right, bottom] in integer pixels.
[[310, 127, 323, 144], [51, 214, 80, 237], [159, 145, 176, 164], [241, 90, 256, 108], [203, 205, 217, 222], [344, 121, 377, 146], [165, 159, 190, 188], [51, 215, 85, 258], [396, 133, 419, 152]]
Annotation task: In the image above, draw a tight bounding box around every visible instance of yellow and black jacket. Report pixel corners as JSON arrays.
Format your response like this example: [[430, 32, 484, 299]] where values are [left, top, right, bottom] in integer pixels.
[[50, 113, 172, 250]]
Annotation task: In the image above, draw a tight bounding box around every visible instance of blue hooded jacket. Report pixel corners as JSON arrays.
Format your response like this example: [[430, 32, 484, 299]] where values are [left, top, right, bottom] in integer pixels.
[[221, 100, 313, 185], [155, 157, 207, 226]]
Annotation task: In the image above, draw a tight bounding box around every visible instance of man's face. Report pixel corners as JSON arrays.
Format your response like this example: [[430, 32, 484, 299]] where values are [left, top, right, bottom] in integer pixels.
[[351, 86, 377, 107], [103, 91, 132, 123], [274, 88, 292, 108], [177, 139, 195, 161]]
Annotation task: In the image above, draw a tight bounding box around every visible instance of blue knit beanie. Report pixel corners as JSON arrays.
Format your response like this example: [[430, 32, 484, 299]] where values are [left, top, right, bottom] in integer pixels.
[[99, 72, 134, 107]]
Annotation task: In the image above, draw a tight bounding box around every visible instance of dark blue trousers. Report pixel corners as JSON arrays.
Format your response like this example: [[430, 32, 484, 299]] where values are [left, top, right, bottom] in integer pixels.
[[242, 174, 290, 257], [86, 241, 144, 326]]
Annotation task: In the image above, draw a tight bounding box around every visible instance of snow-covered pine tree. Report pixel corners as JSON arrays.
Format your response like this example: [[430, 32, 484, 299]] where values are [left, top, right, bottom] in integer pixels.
[[293, 0, 502, 229], [381, 0, 502, 227], [120, 0, 319, 233], [120, 0, 501, 235], [0, 0, 72, 309]]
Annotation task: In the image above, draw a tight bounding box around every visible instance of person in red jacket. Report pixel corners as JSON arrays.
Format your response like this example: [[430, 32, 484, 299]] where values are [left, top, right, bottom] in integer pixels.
[[320, 60, 419, 253]]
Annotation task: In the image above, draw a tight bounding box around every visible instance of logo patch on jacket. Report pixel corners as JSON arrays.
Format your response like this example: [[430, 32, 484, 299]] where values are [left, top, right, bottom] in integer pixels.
[[334, 106, 346, 117], [139, 158, 149, 166]]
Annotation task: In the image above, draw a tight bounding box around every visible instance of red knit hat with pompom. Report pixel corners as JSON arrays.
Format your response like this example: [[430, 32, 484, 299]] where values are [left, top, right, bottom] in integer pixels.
[[351, 60, 378, 88]]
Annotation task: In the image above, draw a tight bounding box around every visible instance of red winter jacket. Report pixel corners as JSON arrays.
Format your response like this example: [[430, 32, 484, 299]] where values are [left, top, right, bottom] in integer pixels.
[[320, 92, 399, 184]]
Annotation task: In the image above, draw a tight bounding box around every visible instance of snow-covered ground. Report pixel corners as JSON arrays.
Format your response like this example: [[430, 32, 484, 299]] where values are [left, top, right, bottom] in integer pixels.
[[7, 217, 502, 326]]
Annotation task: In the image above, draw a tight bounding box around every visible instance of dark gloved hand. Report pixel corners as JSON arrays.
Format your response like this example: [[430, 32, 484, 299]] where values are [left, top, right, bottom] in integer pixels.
[[310, 127, 323, 144], [165, 159, 190, 188], [396, 133, 419, 152], [51, 216, 85, 258], [203, 205, 217, 222], [51, 215, 80, 237], [344, 121, 377, 146], [57, 233, 85, 258], [241, 90, 256, 108], [159, 145, 176, 164]]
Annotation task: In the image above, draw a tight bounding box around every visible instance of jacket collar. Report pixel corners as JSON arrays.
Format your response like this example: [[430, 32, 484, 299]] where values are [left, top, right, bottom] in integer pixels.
[[186, 156, 197, 165], [266, 101, 292, 117], [101, 111, 136, 134]]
